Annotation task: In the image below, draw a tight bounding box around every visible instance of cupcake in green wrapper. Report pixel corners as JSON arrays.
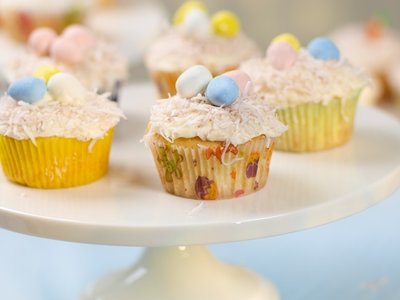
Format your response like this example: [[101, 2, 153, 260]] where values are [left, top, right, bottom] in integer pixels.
[[241, 33, 369, 152]]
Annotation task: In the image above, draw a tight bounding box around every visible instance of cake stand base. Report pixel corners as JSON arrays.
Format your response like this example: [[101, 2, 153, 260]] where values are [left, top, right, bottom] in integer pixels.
[[81, 246, 279, 300]]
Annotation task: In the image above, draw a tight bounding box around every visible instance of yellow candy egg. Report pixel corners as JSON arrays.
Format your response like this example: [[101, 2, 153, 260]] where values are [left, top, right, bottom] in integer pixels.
[[211, 10, 240, 37], [33, 65, 60, 83], [173, 1, 207, 26], [272, 33, 301, 51]]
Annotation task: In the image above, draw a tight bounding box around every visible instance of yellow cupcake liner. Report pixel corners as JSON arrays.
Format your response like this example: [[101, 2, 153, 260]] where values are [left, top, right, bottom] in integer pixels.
[[148, 134, 275, 200], [275, 91, 360, 152], [149, 66, 237, 99], [0, 129, 114, 189]]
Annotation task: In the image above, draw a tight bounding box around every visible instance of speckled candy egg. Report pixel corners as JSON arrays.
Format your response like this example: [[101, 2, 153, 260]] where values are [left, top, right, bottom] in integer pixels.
[[206, 75, 239, 106], [28, 27, 57, 56], [62, 25, 97, 50], [176, 65, 213, 98], [223, 70, 253, 95], [266, 41, 298, 70], [47, 73, 86, 103], [307, 37, 340, 61], [50, 37, 84, 64], [211, 11, 240, 37], [8, 77, 47, 104], [181, 9, 211, 39]]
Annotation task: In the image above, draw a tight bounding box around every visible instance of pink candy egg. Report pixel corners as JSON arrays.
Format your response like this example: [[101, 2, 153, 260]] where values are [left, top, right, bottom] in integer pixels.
[[266, 41, 298, 70], [28, 27, 57, 56], [50, 37, 84, 64], [223, 70, 253, 95], [62, 25, 97, 50]]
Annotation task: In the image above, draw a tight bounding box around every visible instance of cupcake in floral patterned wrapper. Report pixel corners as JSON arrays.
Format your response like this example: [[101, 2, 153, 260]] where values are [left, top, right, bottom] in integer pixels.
[[241, 34, 369, 152], [145, 1, 260, 98], [143, 65, 286, 200], [0, 72, 124, 189], [4, 25, 128, 102]]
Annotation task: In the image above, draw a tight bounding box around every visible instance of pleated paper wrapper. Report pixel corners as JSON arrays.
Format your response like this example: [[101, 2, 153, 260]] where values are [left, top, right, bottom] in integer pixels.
[[148, 134, 275, 200], [0, 129, 114, 189], [275, 91, 360, 152]]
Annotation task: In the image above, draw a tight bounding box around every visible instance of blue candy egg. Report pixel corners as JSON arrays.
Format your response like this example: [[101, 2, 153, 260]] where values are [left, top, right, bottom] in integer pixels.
[[206, 75, 239, 106], [8, 77, 47, 104], [307, 37, 340, 61]]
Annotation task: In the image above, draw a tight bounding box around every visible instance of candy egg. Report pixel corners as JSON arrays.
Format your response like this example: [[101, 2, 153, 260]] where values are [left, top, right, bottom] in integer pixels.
[[173, 1, 207, 26], [62, 25, 97, 49], [50, 37, 84, 64], [181, 9, 211, 39], [266, 41, 298, 70], [211, 11, 240, 38], [47, 73, 86, 104], [223, 70, 253, 95], [307, 37, 340, 61], [8, 77, 47, 104], [33, 65, 60, 83], [176, 65, 213, 98], [206, 75, 239, 106], [272, 33, 301, 51], [28, 27, 57, 56]]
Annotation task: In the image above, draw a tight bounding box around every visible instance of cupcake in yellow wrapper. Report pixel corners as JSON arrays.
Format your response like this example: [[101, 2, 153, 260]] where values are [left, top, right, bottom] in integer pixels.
[[0, 73, 124, 189], [145, 1, 259, 98], [241, 34, 369, 152], [144, 66, 286, 200]]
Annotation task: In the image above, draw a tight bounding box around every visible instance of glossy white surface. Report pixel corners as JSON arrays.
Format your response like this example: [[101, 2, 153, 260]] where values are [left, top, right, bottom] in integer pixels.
[[0, 83, 399, 246], [81, 246, 278, 300]]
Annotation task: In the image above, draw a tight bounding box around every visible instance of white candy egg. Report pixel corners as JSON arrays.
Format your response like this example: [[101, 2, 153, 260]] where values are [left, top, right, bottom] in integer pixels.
[[181, 9, 211, 39], [176, 65, 213, 98], [47, 73, 86, 104]]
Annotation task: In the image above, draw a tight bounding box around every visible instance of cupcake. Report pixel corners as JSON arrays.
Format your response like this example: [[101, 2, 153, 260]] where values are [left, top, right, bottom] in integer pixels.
[[0, 72, 124, 188], [145, 1, 260, 98], [241, 34, 369, 152], [330, 14, 400, 104], [4, 25, 129, 101], [143, 65, 286, 200], [0, 0, 86, 42]]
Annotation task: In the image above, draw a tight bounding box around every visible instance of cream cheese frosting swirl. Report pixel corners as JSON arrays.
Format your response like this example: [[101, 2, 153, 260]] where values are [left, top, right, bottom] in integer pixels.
[[145, 93, 287, 146], [240, 49, 369, 109], [0, 91, 124, 142], [146, 28, 260, 73]]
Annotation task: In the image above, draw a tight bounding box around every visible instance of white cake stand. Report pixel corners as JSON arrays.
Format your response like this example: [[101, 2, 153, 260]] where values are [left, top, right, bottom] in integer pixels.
[[0, 84, 399, 300]]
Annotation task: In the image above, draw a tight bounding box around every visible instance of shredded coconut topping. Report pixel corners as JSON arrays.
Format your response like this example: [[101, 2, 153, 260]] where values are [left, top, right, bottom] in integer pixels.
[[240, 49, 369, 108], [0, 92, 124, 141], [5, 41, 128, 92], [145, 28, 260, 73], [144, 94, 287, 146]]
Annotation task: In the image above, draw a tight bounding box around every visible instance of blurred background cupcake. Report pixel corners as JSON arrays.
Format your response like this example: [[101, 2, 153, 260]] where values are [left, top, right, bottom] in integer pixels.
[[145, 1, 260, 98], [330, 13, 400, 105], [4, 25, 128, 101], [0, 0, 87, 42]]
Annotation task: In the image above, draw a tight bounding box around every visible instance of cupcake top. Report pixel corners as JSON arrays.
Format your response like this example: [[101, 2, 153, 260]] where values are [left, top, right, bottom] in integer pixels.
[[330, 15, 400, 72], [145, 1, 259, 73], [145, 65, 287, 146], [0, 73, 124, 142], [4, 25, 128, 92], [240, 34, 369, 109]]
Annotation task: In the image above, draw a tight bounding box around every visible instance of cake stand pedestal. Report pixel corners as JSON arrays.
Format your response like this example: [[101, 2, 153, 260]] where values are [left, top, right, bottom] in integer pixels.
[[0, 84, 399, 300]]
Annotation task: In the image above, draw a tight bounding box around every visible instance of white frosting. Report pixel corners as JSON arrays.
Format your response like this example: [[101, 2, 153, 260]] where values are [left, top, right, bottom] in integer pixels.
[[5, 41, 128, 92], [145, 28, 260, 73], [330, 23, 400, 73], [145, 94, 287, 146], [0, 0, 85, 13], [240, 49, 369, 108], [0, 91, 124, 142]]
